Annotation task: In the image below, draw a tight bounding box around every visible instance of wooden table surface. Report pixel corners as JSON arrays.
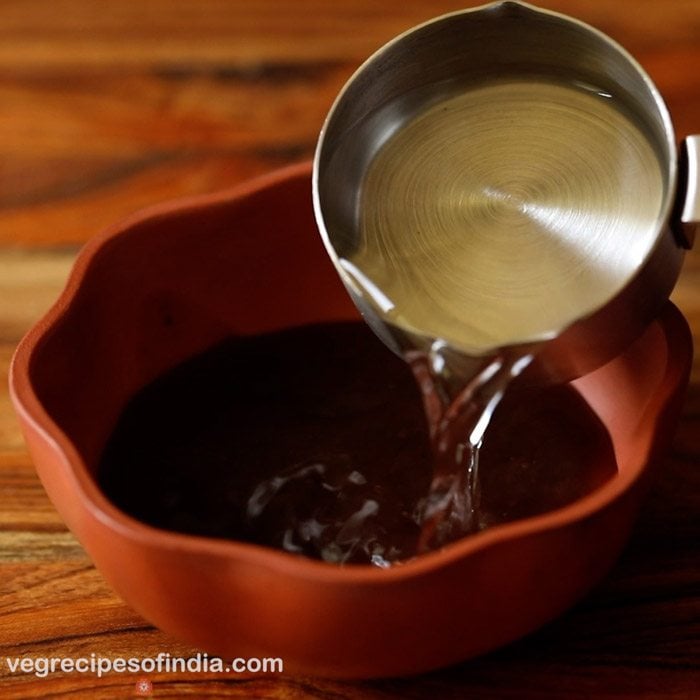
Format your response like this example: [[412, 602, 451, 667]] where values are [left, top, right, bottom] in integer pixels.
[[1, 1, 698, 697]]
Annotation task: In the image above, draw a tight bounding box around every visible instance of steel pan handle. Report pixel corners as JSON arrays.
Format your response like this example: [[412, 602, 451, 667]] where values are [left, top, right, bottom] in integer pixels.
[[674, 135, 700, 249]]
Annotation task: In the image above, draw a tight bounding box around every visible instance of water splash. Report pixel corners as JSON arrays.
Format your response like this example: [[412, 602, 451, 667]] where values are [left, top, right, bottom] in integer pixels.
[[408, 344, 535, 550]]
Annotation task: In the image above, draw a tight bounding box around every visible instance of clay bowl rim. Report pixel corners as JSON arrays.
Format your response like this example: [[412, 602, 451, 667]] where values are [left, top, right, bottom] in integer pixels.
[[9, 160, 689, 585]]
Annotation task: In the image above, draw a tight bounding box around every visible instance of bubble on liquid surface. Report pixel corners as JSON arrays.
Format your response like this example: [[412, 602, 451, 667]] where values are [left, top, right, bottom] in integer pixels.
[[245, 459, 418, 566]]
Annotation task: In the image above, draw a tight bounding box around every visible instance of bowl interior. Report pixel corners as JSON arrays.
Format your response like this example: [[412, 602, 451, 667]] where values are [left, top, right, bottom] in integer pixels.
[[20, 162, 691, 556], [27, 166, 358, 474]]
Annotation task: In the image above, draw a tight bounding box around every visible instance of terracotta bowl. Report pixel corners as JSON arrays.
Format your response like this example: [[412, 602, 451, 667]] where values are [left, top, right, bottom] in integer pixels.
[[10, 162, 692, 679]]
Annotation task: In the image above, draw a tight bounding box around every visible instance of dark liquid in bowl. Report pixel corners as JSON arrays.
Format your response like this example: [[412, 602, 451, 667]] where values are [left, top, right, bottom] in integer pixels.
[[98, 321, 617, 566]]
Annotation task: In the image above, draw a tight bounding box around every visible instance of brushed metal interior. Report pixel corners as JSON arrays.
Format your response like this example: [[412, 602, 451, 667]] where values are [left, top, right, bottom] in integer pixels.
[[313, 1, 689, 381]]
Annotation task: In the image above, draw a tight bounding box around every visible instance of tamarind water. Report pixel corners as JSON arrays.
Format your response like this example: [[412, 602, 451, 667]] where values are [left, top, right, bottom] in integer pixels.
[[98, 322, 617, 567]]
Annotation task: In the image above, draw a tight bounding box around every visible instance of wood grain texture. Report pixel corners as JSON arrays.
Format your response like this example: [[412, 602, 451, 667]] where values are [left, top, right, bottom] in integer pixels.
[[0, 1, 698, 697]]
